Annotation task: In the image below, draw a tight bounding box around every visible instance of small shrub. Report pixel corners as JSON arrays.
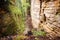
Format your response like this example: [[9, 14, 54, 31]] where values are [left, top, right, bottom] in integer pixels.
[[32, 30, 46, 36]]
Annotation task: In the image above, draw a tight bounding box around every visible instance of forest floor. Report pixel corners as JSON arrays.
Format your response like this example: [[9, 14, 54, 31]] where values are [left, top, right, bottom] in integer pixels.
[[24, 35, 60, 40], [0, 35, 60, 40]]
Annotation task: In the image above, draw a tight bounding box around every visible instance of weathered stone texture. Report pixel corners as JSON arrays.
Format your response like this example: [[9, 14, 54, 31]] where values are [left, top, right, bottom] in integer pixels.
[[31, 0, 60, 37], [41, 1, 60, 37], [31, 0, 40, 29]]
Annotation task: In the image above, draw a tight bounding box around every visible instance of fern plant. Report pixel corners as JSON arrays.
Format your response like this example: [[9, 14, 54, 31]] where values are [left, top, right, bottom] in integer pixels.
[[9, 0, 30, 34]]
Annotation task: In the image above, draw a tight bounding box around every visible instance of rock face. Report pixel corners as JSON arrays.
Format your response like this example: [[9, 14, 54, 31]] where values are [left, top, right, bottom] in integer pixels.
[[31, 0, 60, 37], [31, 0, 40, 29], [41, 0, 60, 37]]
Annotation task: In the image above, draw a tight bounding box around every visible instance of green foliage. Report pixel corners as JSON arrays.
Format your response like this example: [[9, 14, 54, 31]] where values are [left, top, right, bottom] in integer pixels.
[[9, 5, 22, 15], [15, 0, 30, 13], [5, 20, 18, 35], [8, 0, 30, 34], [32, 30, 46, 36], [0, 0, 30, 36]]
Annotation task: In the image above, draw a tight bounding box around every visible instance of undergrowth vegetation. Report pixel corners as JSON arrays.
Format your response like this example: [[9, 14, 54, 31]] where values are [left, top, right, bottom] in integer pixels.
[[32, 29, 46, 36], [9, 0, 30, 34], [0, 0, 30, 37]]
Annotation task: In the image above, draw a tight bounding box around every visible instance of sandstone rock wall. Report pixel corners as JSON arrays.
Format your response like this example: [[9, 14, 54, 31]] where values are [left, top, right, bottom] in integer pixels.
[[39, 0, 60, 37], [31, 0, 40, 29], [31, 0, 60, 37]]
